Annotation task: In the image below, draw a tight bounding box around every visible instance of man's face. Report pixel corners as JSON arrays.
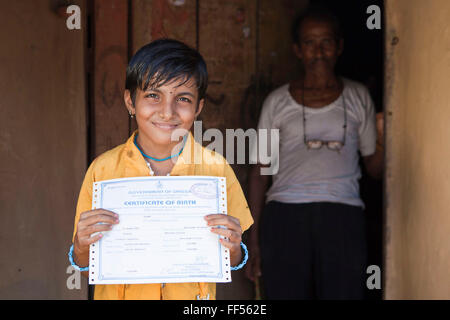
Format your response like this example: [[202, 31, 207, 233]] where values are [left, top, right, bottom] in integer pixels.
[[125, 77, 203, 147], [294, 18, 343, 74]]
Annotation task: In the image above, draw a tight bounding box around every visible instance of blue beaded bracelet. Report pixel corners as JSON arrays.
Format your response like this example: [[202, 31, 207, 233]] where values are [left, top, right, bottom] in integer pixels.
[[68, 242, 248, 272], [68, 244, 89, 272], [230, 242, 248, 271]]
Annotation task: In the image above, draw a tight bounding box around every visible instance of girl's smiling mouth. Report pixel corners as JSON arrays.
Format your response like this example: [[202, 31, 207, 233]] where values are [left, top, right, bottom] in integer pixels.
[[152, 121, 180, 130]]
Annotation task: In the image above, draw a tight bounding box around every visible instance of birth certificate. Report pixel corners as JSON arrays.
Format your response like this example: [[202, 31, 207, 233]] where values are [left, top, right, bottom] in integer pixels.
[[88, 176, 231, 285]]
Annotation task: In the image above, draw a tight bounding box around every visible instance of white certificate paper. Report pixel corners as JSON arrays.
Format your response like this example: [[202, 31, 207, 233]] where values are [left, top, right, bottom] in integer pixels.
[[88, 176, 231, 285]]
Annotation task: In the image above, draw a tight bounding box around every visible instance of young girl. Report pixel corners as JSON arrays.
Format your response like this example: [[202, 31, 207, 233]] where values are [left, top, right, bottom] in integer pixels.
[[69, 39, 253, 300]]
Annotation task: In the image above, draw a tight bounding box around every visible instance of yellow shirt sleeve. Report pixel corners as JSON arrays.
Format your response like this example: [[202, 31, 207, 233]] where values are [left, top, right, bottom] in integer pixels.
[[72, 158, 97, 242], [224, 164, 254, 233]]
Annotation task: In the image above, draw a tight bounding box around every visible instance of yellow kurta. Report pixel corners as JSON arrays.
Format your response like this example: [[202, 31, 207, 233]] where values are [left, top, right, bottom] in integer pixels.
[[72, 130, 253, 300]]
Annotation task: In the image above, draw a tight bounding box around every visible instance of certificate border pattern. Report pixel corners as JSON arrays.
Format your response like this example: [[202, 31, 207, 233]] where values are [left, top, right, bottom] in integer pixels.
[[89, 176, 230, 285]]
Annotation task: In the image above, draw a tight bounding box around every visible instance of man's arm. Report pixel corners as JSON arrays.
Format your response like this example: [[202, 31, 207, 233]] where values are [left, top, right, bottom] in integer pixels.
[[363, 144, 384, 179], [245, 164, 271, 282], [363, 112, 384, 179]]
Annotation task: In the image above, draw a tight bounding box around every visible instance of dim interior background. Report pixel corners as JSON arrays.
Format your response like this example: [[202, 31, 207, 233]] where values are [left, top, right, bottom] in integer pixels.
[[1, 0, 449, 300]]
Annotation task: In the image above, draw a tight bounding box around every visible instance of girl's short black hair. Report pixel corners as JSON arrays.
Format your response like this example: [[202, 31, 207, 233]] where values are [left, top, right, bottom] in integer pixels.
[[125, 38, 208, 104], [291, 6, 342, 44]]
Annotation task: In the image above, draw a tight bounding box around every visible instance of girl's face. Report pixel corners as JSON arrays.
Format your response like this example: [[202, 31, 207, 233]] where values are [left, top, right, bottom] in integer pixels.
[[125, 77, 204, 151]]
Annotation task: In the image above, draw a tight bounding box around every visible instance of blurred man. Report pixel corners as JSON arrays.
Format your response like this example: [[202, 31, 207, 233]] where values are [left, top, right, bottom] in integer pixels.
[[246, 7, 384, 299]]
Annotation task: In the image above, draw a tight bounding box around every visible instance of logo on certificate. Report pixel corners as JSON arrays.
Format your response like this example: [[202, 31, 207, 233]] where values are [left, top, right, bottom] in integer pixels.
[[190, 183, 217, 199]]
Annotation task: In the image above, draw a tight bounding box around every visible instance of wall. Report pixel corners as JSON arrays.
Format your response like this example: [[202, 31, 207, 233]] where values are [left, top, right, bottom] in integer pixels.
[[384, 0, 450, 299], [0, 0, 88, 299]]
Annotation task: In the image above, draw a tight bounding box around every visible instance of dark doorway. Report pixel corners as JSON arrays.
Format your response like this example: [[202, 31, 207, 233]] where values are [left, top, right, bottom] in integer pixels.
[[310, 0, 385, 300]]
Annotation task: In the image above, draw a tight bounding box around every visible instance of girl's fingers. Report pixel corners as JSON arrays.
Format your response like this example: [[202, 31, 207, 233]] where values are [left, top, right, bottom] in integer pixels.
[[205, 214, 241, 233], [219, 237, 241, 251], [80, 209, 117, 220], [78, 232, 103, 247], [219, 237, 234, 249], [210, 227, 241, 243], [79, 213, 119, 228], [80, 223, 114, 237], [77, 221, 117, 247]]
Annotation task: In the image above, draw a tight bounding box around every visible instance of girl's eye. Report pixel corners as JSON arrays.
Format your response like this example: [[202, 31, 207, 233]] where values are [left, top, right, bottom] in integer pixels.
[[145, 93, 159, 99], [178, 97, 192, 103]]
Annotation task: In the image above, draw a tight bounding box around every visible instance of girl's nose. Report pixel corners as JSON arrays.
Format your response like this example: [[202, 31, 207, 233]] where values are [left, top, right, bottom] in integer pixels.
[[159, 99, 175, 119]]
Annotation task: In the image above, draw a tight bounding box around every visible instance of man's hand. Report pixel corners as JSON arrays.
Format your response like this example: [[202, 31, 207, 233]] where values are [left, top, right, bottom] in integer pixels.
[[376, 112, 384, 145], [245, 239, 262, 282], [205, 214, 243, 267], [363, 112, 385, 179]]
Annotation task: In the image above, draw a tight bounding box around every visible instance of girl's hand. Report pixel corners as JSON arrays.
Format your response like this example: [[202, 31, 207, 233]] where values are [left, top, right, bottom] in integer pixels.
[[205, 214, 243, 267], [73, 209, 119, 268]]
